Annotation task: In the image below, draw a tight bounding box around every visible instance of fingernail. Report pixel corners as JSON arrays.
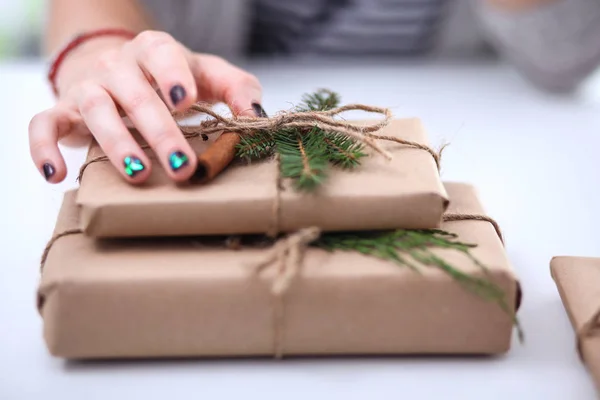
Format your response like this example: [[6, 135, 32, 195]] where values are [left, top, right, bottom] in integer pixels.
[[169, 85, 186, 105], [42, 163, 55, 181], [123, 156, 145, 177], [169, 151, 189, 171], [252, 103, 268, 118]]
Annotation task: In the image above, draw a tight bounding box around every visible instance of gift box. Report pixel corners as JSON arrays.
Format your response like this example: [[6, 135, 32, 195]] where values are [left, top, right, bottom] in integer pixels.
[[75, 118, 448, 238], [38, 182, 520, 359], [551, 256, 600, 392]]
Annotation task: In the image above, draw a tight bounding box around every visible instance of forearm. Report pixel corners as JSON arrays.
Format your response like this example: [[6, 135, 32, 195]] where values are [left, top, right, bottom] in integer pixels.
[[45, 0, 153, 56], [476, 0, 600, 92]]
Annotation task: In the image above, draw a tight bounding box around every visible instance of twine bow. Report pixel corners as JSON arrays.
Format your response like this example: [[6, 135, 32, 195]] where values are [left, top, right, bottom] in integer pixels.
[[178, 103, 441, 169]]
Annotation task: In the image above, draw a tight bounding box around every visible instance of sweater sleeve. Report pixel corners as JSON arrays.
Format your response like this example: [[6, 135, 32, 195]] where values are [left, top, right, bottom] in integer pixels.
[[474, 0, 600, 92]]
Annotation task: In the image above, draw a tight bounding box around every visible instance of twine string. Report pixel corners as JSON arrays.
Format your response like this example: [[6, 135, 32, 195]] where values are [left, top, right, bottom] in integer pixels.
[[77, 102, 442, 182], [39, 228, 83, 272], [443, 213, 504, 244]]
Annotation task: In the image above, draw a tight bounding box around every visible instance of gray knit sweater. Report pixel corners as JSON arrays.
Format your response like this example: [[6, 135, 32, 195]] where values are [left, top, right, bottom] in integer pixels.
[[140, 0, 600, 92]]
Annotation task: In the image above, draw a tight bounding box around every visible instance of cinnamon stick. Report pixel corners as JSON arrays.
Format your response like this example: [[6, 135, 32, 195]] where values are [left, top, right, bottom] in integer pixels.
[[192, 132, 241, 183], [191, 106, 269, 184]]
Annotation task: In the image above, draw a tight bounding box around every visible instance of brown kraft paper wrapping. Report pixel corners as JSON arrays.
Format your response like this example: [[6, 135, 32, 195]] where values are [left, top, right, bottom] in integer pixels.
[[38, 182, 519, 359], [75, 119, 449, 238], [551, 256, 600, 392]]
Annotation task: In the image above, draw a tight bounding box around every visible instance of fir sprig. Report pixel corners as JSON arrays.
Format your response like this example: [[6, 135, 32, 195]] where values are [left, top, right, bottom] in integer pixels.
[[235, 89, 366, 191], [323, 132, 367, 169], [236, 132, 274, 159], [275, 127, 329, 191], [314, 229, 523, 340], [298, 90, 341, 112]]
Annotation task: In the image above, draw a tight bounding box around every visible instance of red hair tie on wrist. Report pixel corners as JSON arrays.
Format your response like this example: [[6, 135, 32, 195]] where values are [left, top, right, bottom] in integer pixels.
[[47, 28, 137, 96]]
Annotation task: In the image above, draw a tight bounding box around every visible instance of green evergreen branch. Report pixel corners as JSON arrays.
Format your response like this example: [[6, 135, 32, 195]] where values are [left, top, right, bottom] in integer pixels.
[[236, 131, 275, 160], [323, 132, 367, 169], [298, 89, 341, 111], [313, 229, 523, 341], [234, 89, 369, 191], [274, 127, 329, 191]]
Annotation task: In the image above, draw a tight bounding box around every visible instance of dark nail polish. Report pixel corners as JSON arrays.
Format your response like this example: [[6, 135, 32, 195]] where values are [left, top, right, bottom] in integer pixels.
[[252, 103, 268, 118], [169, 85, 186, 105], [169, 151, 189, 171], [42, 163, 55, 181], [123, 156, 145, 177]]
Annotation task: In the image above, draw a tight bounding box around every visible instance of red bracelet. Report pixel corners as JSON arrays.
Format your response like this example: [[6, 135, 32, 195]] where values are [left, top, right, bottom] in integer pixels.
[[47, 28, 137, 96]]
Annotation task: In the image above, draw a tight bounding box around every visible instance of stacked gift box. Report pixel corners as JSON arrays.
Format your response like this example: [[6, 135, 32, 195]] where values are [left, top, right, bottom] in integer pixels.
[[38, 109, 522, 359]]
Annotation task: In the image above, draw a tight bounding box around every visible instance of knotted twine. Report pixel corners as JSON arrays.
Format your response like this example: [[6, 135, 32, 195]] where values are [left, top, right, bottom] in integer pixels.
[[77, 102, 442, 182]]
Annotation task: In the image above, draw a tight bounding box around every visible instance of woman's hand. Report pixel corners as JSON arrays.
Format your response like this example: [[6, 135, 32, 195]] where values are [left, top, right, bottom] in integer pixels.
[[29, 30, 263, 184]]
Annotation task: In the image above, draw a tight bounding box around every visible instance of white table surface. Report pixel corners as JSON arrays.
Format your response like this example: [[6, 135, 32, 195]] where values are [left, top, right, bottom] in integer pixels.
[[1, 58, 599, 400]]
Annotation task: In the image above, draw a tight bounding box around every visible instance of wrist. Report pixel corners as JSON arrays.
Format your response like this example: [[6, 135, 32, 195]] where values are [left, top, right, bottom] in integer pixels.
[[64, 36, 129, 61], [48, 29, 137, 97], [54, 38, 127, 96]]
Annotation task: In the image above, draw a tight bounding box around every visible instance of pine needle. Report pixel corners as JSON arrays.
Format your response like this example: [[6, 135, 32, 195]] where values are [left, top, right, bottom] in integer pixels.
[[298, 89, 341, 111], [234, 89, 367, 191], [275, 127, 329, 191], [236, 131, 275, 160], [324, 132, 367, 169]]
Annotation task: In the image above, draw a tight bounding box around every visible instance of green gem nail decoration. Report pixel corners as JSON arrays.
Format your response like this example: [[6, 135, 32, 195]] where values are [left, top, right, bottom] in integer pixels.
[[123, 156, 145, 177], [169, 151, 189, 171]]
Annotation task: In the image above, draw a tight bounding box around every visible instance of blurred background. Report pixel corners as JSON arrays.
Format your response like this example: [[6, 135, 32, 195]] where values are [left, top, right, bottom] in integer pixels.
[[0, 0, 44, 60], [3, 0, 599, 95]]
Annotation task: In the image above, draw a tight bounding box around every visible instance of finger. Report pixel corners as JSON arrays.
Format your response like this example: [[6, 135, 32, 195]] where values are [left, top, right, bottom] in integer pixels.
[[28, 106, 78, 183], [190, 54, 263, 117], [128, 31, 197, 111], [102, 60, 197, 182], [76, 82, 152, 184]]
